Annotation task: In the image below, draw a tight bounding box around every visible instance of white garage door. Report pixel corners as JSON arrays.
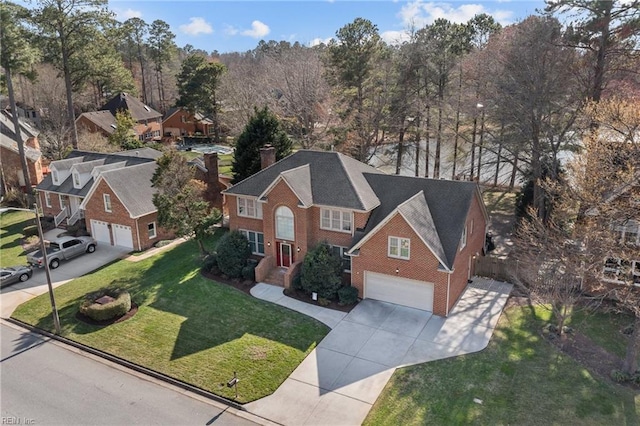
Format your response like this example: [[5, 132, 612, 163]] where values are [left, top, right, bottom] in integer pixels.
[[112, 224, 134, 249], [365, 272, 434, 312], [91, 220, 111, 245]]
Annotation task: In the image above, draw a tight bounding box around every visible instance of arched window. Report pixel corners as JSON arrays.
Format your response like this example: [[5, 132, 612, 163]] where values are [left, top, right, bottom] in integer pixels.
[[275, 206, 294, 240]]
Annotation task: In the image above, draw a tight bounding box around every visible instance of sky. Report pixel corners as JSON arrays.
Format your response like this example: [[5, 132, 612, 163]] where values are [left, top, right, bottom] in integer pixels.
[[108, 0, 547, 53]]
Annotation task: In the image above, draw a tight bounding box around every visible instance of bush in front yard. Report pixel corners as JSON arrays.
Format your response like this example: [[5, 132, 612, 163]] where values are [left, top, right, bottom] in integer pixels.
[[338, 286, 359, 305], [203, 253, 220, 274], [301, 243, 343, 300], [242, 264, 256, 281], [79, 288, 131, 322], [216, 231, 251, 278]]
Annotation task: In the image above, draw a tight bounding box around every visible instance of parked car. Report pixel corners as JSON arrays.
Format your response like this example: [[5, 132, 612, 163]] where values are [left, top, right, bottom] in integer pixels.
[[27, 236, 97, 269], [0, 265, 33, 288]]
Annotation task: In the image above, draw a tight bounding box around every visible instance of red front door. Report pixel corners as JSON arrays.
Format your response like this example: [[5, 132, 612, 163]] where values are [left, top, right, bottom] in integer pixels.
[[276, 242, 293, 267]]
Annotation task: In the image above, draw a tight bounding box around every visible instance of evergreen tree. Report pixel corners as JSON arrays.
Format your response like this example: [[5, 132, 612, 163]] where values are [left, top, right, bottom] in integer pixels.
[[231, 106, 292, 184], [108, 110, 141, 150]]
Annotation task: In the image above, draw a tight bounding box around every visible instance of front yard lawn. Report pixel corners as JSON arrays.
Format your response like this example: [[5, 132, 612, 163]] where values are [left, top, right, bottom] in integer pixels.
[[364, 304, 639, 425], [1, 210, 35, 266], [11, 233, 328, 403]]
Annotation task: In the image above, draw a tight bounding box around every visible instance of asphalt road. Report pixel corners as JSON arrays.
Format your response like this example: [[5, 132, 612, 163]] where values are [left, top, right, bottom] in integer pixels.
[[0, 323, 261, 426]]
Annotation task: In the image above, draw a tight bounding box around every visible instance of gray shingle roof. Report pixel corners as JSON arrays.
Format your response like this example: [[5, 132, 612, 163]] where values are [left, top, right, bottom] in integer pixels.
[[101, 93, 162, 121], [0, 133, 41, 161], [77, 110, 117, 134], [0, 110, 39, 140], [37, 150, 156, 196], [100, 162, 157, 217], [278, 165, 313, 207], [114, 147, 163, 160], [361, 174, 478, 269], [72, 159, 106, 174], [224, 150, 382, 211]]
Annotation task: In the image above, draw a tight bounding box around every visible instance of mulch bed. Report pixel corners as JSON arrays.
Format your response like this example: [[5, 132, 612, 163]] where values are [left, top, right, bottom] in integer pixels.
[[200, 269, 357, 313], [76, 302, 139, 326]]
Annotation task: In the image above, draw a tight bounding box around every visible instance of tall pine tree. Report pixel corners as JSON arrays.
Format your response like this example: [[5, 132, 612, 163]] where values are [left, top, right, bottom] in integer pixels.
[[231, 106, 292, 184]]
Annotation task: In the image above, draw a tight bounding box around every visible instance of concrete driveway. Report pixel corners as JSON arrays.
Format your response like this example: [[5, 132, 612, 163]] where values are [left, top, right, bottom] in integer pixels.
[[1, 243, 130, 318], [248, 278, 512, 425]]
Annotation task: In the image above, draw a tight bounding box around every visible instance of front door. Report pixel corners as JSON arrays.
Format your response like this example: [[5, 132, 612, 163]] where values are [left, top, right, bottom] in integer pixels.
[[277, 242, 293, 267]]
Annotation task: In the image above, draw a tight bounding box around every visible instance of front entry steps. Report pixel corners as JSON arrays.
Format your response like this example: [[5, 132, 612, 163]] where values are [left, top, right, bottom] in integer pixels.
[[263, 267, 286, 287]]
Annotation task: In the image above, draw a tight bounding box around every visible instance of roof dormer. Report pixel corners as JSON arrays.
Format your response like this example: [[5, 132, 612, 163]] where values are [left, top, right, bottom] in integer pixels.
[[50, 156, 84, 186], [69, 159, 106, 189]]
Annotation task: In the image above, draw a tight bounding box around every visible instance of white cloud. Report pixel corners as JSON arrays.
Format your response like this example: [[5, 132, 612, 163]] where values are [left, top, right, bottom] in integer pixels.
[[398, 1, 513, 27], [241, 20, 271, 38], [115, 8, 142, 21], [381, 30, 412, 45], [309, 37, 332, 47], [179, 17, 214, 36], [224, 24, 239, 36]]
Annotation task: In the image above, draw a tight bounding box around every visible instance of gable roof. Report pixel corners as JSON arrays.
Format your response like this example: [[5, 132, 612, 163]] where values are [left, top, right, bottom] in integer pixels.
[[76, 110, 117, 134], [224, 150, 383, 211], [101, 92, 162, 121], [0, 110, 39, 142], [94, 162, 158, 218], [258, 164, 313, 207], [0, 133, 41, 161], [37, 150, 156, 196], [355, 174, 479, 269]]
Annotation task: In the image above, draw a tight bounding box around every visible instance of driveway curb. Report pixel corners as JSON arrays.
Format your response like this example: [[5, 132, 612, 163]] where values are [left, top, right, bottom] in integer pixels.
[[3, 317, 280, 426]]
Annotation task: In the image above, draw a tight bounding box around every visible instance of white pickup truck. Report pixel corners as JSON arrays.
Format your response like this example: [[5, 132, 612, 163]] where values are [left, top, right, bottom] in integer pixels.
[[27, 236, 97, 269]]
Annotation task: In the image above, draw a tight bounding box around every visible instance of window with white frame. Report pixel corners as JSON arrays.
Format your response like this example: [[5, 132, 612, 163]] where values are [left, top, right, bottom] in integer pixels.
[[44, 192, 51, 208], [460, 225, 468, 250], [329, 245, 351, 272], [103, 194, 112, 212], [320, 208, 352, 233], [73, 172, 80, 187], [237, 197, 262, 219], [148, 222, 157, 239], [615, 221, 640, 246], [239, 229, 265, 255], [275, 206, 294, 240], [603, 258, 640, 286], [388, 236, 410, 260], [59, 194, 66, 208], [52, 169, 59, 185]]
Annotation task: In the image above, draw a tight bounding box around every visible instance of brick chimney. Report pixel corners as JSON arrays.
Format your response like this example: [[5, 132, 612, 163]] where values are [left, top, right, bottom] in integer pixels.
[[260, 144, 276, 170], [26, 136, 40, 151], [203, 153, 223, 210]]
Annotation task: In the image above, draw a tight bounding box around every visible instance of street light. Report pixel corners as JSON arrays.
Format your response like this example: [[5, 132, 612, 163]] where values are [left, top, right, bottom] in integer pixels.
[[0, 196, 61, 334]]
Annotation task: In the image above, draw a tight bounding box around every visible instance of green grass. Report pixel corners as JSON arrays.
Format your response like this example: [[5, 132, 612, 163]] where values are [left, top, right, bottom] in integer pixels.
[[364, 305, 639, 425], [177, 151, 233, 175], [569, 309, 637, 360], [11, 231, 328, 403], [483, 189, 517, 217], [1, 210, 35, 267]]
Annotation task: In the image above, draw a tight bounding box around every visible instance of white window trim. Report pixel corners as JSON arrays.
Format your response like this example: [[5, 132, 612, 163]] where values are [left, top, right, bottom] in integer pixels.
[[320, 208, 353, 234], [52, 169, 59, 185], [275, 206, 295, 241], [603, 258, 640, 287], [103, 194, 112, 213], [239, 229, 265, 255], [59, 194, 66, 208], [73, 172, 80, 187], [237, 197, 263, 219], [460, 225, 468, 250], [44, 192, 51, 208], [614, 222, 640, 246], [388, 236, 410, 260], [148, 222, 157, 239]]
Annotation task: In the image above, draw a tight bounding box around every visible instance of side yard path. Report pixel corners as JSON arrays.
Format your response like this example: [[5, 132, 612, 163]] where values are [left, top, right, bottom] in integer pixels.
[[247, 278, 512, 426]]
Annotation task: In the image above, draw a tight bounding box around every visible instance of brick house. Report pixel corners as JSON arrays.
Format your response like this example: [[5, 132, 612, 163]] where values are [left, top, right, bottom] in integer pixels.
[[223, 148, 489, 316], [0, 110, 44, 190], [76, 93, 163, 143], [36, 148, 175, 251], [163, 107, 214, 138]]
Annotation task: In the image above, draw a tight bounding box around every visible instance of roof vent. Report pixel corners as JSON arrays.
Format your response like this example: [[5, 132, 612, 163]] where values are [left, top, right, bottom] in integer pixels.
[[110, 124, 117, 129], [144, 105, 150, 112]]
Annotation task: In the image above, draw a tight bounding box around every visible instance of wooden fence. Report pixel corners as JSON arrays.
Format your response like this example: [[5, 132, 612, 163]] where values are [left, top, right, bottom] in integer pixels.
[[474, 256, 520, 282]]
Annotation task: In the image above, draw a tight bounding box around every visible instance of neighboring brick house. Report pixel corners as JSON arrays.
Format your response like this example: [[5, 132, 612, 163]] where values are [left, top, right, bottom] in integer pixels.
[[188, 152, 231, 213], [76, 93, 163, 143], [36, 148, 174, 251], [0, 110, 44, 189], [223, 148, 489, 317], [163, 107, 214, 138]]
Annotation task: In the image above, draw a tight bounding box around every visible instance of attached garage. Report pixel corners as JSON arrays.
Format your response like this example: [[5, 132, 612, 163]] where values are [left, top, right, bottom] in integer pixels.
[[91, 220, 111, 245], [112, 224, 134, 249], [364, 272, 434, 312]]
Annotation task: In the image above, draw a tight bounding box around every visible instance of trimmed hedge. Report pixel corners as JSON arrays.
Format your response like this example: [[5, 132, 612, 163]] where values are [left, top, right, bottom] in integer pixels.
[[79, 288, 132, 322], [301, 243, 343, 300], [216, 231, 251, 278], [338, 286, 359, 305]]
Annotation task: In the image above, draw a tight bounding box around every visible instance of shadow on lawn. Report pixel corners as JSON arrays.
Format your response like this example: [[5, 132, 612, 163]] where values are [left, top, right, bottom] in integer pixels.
[[0, 217, 33, 253], [30, 239, 324, 360]]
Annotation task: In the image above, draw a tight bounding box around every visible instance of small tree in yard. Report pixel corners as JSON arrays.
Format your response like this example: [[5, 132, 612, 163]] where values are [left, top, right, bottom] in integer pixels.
[[216, 231, 251, 278], [301, 243, 343, 300], [152, 150, 222, 255]]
